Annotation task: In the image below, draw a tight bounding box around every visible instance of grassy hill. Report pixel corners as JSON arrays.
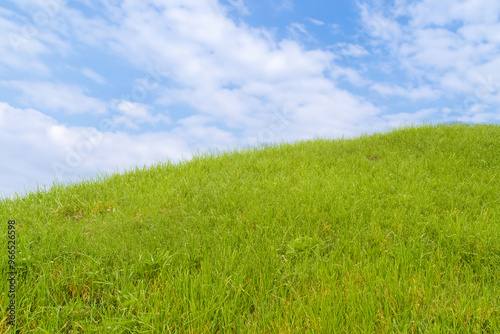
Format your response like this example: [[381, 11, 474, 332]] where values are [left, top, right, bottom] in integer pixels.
[[1, 123, 499, 333]]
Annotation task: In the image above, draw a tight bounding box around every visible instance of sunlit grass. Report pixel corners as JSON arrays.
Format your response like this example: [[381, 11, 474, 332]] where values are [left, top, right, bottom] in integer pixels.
[[1, 122, 499, 333]]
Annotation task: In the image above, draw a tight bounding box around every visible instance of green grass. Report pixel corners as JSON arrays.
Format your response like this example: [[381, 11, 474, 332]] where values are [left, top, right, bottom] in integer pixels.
[[1, 122, 499, 333]]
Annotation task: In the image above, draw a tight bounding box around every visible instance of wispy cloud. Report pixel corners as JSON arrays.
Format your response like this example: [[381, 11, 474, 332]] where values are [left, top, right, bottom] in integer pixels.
[[224, 0, 250, 15], [272, 0, 294, 12], [357, 0, 500, 122], [307, 18, 325, 26], [370, 83, 439, 100], [1, 80, 108, 114], [112, 101, 170, 130], [287, 22, 315, 42], [82, 68, 106, 85], [335, 42, 369, 57]]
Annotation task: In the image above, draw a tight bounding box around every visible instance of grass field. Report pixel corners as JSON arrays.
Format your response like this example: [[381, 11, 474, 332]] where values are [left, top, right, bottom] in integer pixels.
[[1, 122, 499, 333]]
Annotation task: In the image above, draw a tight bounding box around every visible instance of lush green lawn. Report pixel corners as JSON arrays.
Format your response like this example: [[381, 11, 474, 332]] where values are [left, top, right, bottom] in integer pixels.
[[1, 123, 499, 333]]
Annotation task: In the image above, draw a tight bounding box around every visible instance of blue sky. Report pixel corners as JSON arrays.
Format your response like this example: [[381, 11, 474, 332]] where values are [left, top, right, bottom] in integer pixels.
[[1, 0, 499, 198]]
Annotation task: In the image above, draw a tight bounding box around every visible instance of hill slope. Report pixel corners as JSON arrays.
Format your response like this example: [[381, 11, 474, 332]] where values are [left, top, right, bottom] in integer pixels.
[[1, 123, 500, 332]]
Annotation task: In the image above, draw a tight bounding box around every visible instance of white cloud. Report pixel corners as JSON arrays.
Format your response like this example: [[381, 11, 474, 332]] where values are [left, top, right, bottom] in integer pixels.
[[0, 11, 51, 75], [3, 0, 390, 139], [335, 42, 369, 57], [307, 18, 324, 26], [329, 23, 341, 34], [112, 101, 171, 129], [158, 86, 259, 129], [0, 1, 71, 76], [458, 23, 500, 45], [370, 83, 440, 100], [287, 22, 315, 42], [358, 0, 500, 110], [399, 28, 472, 72], [272, 0, 294, 12], [408, 0, 500, 27], [358, 3, 402, 43], [0, 102, 64, 196], [330, 66, 371, 87], [1, 80, 108, 114], [381, 108, 439, 128], [224, 0, 250, 15], [62, 1, 369, 136], [56, 1, 398, 138], [82, 68, 106, 85], [0, 102, 192, 197]]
